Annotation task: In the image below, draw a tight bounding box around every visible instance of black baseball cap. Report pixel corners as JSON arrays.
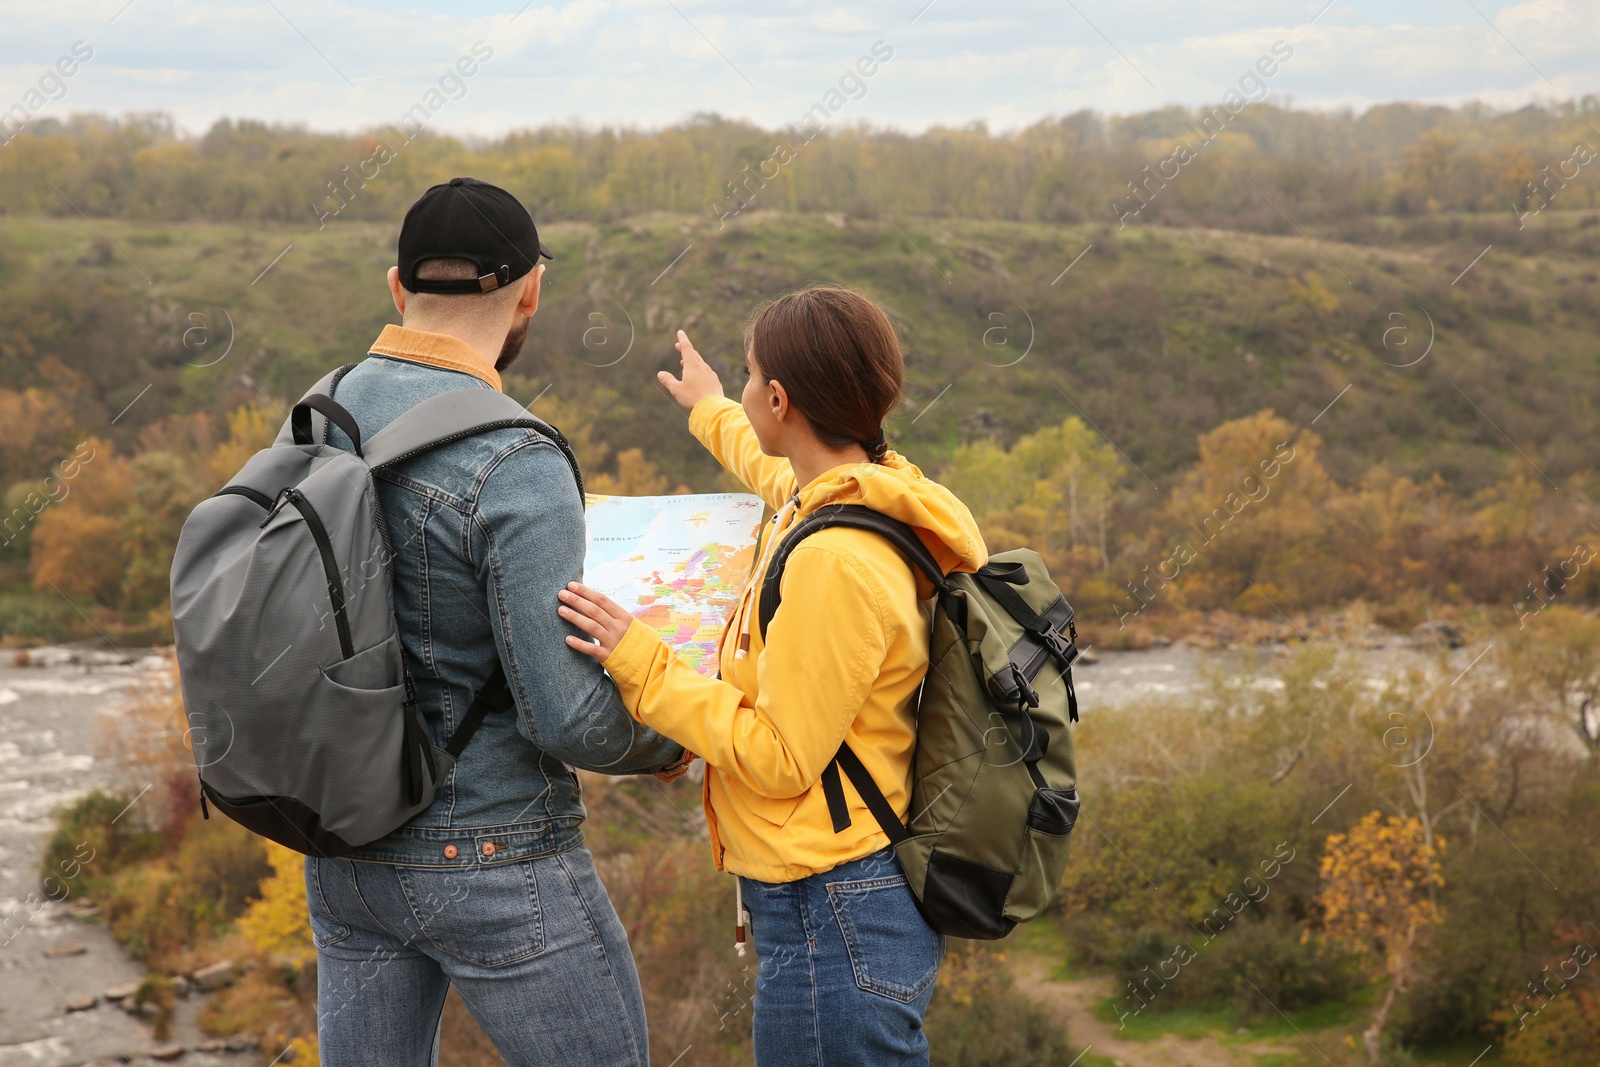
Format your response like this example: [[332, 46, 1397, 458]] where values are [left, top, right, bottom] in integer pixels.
[[397, 176, 554, 295]]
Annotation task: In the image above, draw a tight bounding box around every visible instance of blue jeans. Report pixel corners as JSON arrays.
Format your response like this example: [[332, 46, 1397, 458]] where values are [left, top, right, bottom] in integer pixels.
[[741, 848, 944, 1066], [306, 845, 649, 1066]]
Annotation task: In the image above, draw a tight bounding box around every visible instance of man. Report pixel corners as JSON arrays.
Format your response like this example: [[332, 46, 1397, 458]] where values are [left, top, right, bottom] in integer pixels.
[[304, 176, 688, 1066]]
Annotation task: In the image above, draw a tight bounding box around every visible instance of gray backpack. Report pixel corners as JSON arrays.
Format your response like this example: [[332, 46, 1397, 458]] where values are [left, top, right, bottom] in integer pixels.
[[169, 366, 582, 857]]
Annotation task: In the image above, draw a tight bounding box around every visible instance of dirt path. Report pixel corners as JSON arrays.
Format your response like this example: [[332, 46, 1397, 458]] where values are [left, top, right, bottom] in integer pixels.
[[1010, 954, 1297, 1067]]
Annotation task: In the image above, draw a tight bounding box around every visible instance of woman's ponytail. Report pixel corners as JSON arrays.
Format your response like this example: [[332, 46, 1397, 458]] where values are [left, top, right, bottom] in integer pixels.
[[859, 427, 889, 463]]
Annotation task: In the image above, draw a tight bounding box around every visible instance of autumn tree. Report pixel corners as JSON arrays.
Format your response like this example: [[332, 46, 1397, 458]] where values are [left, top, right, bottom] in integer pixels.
[[204, 404, 278, 489], [1316, 812, 1446, 1064], [943, 416, 1125, 581], [1507, 605, 1600, 769], [30, 405, 271, 618], [1163, 410, 1333, 612], [588, 448, 690, 496], [30, 439, 134, 605], [0, 387, 83, 490]]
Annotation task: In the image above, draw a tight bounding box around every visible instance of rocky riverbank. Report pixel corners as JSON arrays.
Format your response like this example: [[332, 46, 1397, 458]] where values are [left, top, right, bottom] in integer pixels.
[[0, 646, 261, 1067]]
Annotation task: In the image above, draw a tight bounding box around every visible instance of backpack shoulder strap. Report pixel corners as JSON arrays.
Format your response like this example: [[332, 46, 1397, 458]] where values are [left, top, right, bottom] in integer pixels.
[[441, 664, 515, 760], [362, 388, 584, 499], [273, 363, 359, 447], [754, 503, 947, 845], [756, 503, 950, 642]]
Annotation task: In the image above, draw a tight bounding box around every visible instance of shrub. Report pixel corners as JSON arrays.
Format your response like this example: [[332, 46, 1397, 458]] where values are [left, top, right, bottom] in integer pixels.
[[1499, 984, 1600, 1066], [924, 942, 1076, 1067], [1112, 916, 1361, 1021], [39, 788, 163, 899], [98, 808, 268, 965]]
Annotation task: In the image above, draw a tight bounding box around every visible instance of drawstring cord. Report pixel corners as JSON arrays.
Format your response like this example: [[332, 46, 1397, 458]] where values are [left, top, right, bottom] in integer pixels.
[[733, 497, 797, 661], [735, 878, 748, 956], [729, 496, 799, 953], [724, 498, 797, 955]]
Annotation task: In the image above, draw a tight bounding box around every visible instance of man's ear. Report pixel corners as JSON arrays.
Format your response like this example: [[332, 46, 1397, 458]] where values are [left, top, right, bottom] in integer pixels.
[[518, 264, 543, 318], [387, 266, 407, 317]]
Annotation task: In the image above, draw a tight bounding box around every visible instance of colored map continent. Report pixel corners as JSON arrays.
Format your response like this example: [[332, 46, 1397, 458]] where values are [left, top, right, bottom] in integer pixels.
[[583, 493, 765, 676]]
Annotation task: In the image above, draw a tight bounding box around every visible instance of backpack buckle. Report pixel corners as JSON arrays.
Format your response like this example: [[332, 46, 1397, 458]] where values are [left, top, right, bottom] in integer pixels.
[[1035, 624, 1078, 669], [1010, 664, 1040, 709]]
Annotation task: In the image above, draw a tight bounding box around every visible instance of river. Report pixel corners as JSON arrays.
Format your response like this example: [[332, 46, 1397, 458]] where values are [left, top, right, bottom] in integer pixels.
[[0, 646, 256, 1067], [0, 634, 1466, 1066]]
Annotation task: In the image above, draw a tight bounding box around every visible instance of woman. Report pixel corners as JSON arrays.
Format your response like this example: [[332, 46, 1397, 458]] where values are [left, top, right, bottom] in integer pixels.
[[557, 286, 987, 1065]]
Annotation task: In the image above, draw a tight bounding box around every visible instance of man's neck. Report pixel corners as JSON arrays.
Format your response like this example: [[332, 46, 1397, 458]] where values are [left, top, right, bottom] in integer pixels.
[[372, 322, 503, 391], [402, 319, 503, 369]]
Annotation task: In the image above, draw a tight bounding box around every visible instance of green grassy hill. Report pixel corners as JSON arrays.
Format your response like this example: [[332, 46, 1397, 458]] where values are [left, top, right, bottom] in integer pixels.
[[3, 209, 1598, 498]]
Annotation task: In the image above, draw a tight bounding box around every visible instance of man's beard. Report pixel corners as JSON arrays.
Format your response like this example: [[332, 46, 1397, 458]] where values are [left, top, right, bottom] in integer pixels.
[[495, 316, 531, 372]]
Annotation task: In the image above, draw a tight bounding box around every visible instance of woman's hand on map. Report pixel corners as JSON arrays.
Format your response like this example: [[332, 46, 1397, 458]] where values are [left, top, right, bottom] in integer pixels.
[[657, 330, 724, 411], [559, 582, 634, 661]]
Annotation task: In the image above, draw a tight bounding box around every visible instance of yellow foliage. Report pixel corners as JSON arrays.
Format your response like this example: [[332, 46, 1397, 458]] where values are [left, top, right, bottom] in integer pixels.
[[32, 511, 127, 602], [24, 405, 271, 612], [286, 1034, 320, 1067], [1317, 811, 1445, 953], [206, 404, 279, 490], [1316, 810, 1447, 1062], [589, 448, 690, 496], [237, 842, 314, 967], [943, 417, 1125, 579], [30, 437, 133, 601], [1287, 271, 1340, 316], [933, 941, 1010, 1010]]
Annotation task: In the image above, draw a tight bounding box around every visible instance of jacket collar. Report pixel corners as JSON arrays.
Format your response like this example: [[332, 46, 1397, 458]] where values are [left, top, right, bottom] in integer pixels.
[[369, 324, 502, 391]]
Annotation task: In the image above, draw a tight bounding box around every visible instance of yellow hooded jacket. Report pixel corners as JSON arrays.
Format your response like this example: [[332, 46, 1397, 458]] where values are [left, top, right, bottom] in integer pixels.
[[602, 395, 988, 882]]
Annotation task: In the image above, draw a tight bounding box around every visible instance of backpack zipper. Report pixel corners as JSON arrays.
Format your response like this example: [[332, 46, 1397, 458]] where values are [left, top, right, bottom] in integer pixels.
[[275, 488, 355, 660]]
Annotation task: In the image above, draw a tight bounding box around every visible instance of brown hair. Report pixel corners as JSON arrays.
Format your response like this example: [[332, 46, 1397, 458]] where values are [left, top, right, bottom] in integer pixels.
[[745, 286, 904, 462]]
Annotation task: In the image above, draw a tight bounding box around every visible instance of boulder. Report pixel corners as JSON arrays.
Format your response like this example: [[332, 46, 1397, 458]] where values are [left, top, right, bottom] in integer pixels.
[[43, 942, 87, 958], [190, 960, 235, 992], [62, 994, 97, 1012], [149, 1045, 185, 1061], [103, 982, 140, 1001]]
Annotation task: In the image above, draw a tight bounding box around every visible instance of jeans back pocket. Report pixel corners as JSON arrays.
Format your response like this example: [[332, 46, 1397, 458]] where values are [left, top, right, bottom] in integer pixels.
[[826, 875, 943, 1003], [393, 860, 544, 968]]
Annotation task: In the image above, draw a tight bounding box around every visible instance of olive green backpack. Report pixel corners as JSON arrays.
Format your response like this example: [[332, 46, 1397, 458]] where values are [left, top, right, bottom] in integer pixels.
[[758, 504, 1081, 940]]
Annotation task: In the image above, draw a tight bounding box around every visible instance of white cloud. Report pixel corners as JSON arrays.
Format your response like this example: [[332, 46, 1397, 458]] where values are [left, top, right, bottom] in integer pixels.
[[0, 0, 1593, 138]]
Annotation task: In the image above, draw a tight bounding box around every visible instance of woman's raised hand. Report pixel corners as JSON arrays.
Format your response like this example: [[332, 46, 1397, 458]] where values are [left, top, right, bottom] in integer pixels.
[[657, 330, 724, 411]]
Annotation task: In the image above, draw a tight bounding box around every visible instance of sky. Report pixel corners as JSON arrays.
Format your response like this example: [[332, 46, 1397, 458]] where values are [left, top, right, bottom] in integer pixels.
[[0, 0, 1596, 140]]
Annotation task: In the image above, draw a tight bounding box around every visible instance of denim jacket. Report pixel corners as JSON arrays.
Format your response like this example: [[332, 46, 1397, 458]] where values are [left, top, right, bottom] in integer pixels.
[[317, 333, 684, 869]]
